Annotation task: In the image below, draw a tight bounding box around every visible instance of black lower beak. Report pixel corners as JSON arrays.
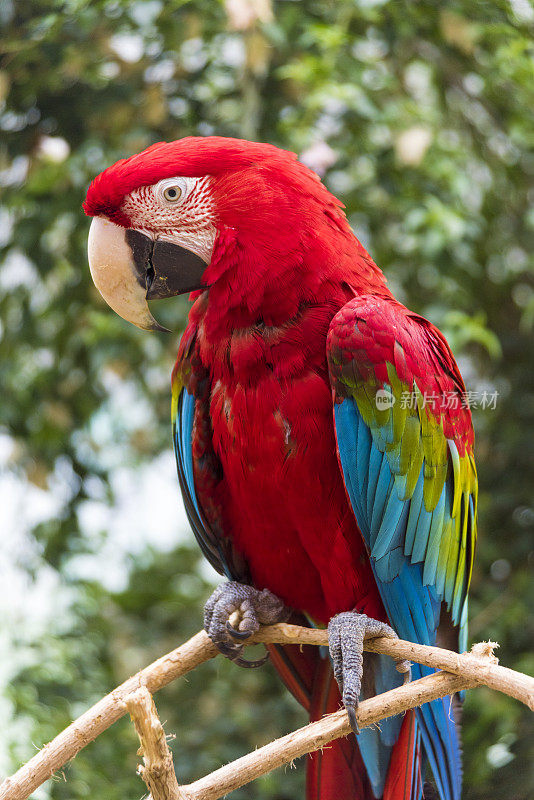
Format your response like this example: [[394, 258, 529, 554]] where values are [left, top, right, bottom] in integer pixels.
[[125, 229, 208, 300]]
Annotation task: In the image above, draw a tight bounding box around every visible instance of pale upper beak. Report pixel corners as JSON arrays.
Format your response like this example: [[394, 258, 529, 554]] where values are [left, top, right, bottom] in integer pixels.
[[87, 217, 208, 331]]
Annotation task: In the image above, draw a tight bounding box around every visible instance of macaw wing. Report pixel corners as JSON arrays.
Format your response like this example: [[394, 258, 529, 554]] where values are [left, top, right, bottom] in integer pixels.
[[172, 386, 228, 575], [327, 295, 477, 800], [171, 326, 249, 582]]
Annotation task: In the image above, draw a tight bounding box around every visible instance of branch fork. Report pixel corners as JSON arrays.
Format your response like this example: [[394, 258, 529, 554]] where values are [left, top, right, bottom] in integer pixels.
[[125, 687, 186, 800], [0, 626, 532, 800]]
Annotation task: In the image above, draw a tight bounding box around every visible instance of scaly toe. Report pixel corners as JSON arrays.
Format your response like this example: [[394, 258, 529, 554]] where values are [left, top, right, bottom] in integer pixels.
[[328, 611, 407, 736]]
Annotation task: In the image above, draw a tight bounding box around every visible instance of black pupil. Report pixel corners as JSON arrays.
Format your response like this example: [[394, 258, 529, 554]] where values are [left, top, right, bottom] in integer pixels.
[[167, 188, 177, 198]]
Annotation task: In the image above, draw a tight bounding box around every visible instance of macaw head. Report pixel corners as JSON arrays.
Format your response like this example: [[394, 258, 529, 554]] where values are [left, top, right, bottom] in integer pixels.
[[83, 136, 353, 331]]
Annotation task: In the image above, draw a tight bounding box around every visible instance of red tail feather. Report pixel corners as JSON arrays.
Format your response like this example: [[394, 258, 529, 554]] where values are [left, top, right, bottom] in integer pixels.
[[383, 711, 422, 800]]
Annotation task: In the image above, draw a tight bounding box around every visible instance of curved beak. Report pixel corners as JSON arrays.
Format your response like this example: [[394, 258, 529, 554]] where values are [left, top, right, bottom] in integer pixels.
[[87, 217, 208, 331]]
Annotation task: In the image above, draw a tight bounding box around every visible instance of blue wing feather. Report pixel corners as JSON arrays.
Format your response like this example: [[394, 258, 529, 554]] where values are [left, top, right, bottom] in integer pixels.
[[173, 388, 233, 578], [405, 469, 425, 555], [180, 390, 200, 516], [334, 399, 463, 800]]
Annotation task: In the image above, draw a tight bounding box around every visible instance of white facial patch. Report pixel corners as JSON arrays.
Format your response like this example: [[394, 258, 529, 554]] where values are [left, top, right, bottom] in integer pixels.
[[121, 175, 217, 263]]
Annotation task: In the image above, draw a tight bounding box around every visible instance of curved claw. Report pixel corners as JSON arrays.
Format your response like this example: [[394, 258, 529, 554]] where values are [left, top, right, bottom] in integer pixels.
[[231, 648, 270, 669], [215, 638, 270, 669], [226, 621, 254, 640], [214, 640, 242, 658], [346, 704, 360, 736], [401, 664, 412, 684]]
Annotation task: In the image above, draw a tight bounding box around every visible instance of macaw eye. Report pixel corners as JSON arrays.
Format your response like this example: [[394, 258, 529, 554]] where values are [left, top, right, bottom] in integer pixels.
[[155, 176, 190, 207], [163, 185, 183, 202]]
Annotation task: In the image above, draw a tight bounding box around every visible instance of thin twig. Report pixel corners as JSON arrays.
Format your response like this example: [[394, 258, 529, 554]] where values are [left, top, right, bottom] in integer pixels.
[[125, 687, 186, 800]]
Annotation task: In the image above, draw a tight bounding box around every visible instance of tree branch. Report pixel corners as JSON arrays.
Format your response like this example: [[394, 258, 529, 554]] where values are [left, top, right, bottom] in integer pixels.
[[125, 687, 186, 800], [254, 625, 534, 710], [1, 625, 532, 800], [178, 669, 472, 800]]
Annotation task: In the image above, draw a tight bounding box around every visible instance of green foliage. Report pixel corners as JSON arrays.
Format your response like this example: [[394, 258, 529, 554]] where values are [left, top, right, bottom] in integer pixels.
[[1, 1, 533, 798]]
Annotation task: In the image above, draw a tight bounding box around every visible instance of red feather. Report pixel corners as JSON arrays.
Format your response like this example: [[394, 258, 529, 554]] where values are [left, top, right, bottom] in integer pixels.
[[383, 713, 422, 800]]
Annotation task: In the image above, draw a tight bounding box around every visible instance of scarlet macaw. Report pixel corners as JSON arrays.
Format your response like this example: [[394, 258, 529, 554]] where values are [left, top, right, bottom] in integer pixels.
[[84, 138, 477, 800]]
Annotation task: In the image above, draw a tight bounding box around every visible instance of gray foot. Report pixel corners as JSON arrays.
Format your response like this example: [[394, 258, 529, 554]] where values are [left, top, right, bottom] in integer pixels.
[[204, 581, 289, 668], [328, 611, 412, 734]]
